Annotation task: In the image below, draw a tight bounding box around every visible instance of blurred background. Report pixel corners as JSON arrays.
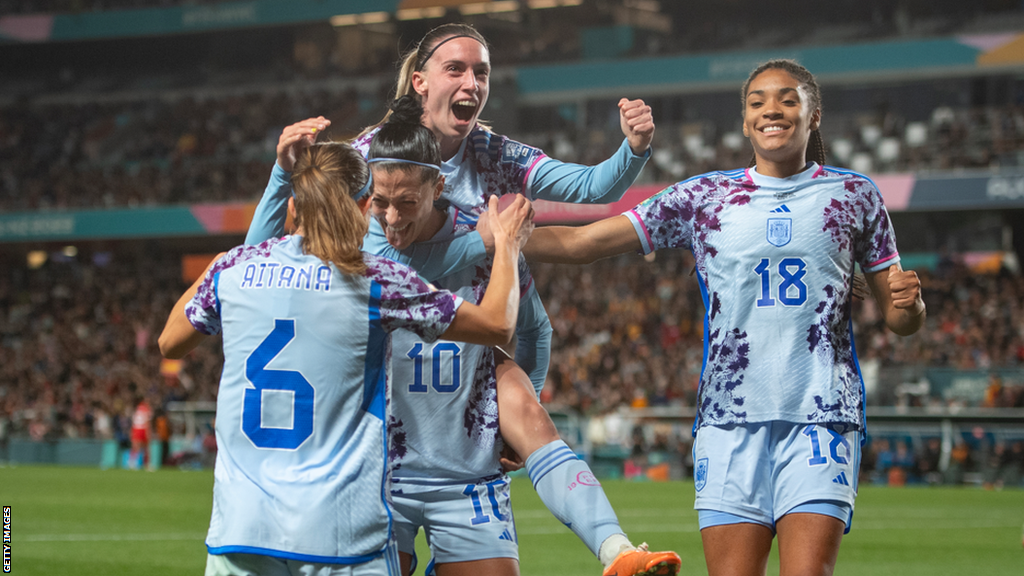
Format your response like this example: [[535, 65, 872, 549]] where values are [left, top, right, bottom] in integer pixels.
[[1, 0, 1024, 490]]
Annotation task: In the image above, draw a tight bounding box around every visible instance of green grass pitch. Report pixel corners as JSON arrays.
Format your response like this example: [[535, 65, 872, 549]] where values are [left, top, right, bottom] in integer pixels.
[[1, 465, 1022, 575]]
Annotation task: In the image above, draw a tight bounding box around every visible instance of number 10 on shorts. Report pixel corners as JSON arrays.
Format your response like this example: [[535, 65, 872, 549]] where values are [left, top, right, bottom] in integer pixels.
[[464, 480, 508, 525], [802, 424, 851, 467]]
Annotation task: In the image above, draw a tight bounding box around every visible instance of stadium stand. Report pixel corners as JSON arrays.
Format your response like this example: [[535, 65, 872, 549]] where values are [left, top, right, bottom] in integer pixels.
[[9, 84, 1024, 211], [0, 1, 221, 15], [2, 0, 1024, 485]]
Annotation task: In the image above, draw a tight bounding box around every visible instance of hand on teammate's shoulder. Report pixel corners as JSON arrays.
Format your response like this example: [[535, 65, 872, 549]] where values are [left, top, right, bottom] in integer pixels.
[[490, 195, 535, 250]]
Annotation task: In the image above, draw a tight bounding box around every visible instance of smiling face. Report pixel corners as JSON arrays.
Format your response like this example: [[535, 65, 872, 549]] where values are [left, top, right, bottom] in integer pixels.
[[742, 68, 821, 177], [368, 167, 444, 250], [411, 36, 491, 160]]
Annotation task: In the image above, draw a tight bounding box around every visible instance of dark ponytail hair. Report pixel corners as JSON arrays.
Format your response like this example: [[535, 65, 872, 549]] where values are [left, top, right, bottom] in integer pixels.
[[368, 95, 443, 187], [742, 59, 826, 167]]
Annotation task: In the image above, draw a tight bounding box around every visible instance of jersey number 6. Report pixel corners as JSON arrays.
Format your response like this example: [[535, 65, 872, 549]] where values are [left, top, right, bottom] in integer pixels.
[[242, 319, 315, 450]]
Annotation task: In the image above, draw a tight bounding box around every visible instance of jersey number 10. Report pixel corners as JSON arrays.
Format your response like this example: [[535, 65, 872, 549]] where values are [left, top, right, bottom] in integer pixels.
[[407, 342, 463, 393]]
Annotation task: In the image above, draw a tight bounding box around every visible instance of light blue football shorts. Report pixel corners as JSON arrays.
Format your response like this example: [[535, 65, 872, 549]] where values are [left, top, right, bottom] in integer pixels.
[[204, 539, 401, 576], [692, 421, 862, 534], [391, 475, 518, 565]]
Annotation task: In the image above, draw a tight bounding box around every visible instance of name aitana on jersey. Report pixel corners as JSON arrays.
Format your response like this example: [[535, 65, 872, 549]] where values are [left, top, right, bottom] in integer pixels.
[[183, 236, 462, 564], [238, 261, 332, 292]]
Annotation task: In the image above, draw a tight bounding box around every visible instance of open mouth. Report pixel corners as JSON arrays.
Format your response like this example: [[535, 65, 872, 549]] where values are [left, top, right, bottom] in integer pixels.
[[760, 125, 788, 134], [452, 100, 477, 122]]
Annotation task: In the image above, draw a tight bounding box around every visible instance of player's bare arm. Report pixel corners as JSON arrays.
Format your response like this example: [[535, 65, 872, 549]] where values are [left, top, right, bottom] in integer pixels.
[[158, 252, 225, 358], [523, 215, 641, 265], [865, 263, 926, 336]]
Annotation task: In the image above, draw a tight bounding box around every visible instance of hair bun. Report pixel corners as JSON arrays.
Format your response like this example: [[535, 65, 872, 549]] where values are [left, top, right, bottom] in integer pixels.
[[388, 95, 424, 126]]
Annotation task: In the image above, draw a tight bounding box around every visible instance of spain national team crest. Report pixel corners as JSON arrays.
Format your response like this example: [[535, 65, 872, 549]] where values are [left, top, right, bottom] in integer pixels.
[[694, 458, 709, 492], [767, 218, 792, 247]]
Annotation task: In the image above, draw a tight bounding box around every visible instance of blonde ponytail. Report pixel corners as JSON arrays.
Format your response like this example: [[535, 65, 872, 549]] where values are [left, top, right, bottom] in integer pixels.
[[291, 143, 370, 275]]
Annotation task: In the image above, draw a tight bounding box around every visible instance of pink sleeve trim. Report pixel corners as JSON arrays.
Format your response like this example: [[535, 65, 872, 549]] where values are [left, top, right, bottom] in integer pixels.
[[522, 154, 548, 196], [868, 253, 899, 269], [628, 209, 654, 252], [520, 277, 534, 298]]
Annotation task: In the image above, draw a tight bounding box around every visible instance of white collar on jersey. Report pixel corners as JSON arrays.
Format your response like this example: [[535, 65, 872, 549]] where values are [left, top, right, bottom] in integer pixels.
[[746, 162, 821, 188]]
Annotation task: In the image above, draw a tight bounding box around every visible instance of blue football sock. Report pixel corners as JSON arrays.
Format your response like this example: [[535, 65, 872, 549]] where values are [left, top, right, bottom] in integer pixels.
[[525, 440, 625, 557]]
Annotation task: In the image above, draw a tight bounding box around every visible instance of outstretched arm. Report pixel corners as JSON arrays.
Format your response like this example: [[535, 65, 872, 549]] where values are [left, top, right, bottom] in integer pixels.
[[523, 215, 642, 265], [528, 98, 654, 204], [865, 263, 926, 336]]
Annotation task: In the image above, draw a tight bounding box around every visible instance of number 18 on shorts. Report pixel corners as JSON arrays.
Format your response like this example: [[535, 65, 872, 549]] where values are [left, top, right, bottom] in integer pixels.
[[693, 421, 861, 528]]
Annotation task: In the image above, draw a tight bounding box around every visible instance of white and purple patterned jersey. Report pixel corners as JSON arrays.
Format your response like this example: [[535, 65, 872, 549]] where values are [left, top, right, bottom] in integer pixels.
[[386, 207, 533, 485], [625, 163, 899, 431], [184, 235, 462, 564], [354, 125, 546, 216]]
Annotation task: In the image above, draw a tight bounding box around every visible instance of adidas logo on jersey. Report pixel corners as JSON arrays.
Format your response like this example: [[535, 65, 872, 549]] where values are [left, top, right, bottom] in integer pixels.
[[771, 204, 792, 213], [832, 471, 850, 486], [499, 528, 515, 541]]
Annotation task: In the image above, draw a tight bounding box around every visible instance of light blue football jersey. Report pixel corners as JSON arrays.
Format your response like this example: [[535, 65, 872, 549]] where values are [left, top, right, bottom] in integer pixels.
[[353, 126, 547, 216], [625, 163, 900, 431], [385, 208, 533, 485], [353, 125, 646, 214], [185, 236, 463, 563]]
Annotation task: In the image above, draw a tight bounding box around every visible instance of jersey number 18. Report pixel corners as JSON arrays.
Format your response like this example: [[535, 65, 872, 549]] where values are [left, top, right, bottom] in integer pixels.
[[754, 257, 808, 307]]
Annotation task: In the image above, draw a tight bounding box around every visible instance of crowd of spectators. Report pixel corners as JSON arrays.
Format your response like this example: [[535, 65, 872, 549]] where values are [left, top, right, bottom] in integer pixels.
[[533, 251, 1024, 414], [2, 240, 1024, 483], [3, 0, 1024, 482], [3, 2, 1024, 212], [0, 248, 222, 453], [0, 0, 219, 14], [0, 89, 385, 211], [530, 250, 1024, 486], [592, 425, 1024, 487], [8, 88, 1024, 213], [857, 259, 1024, 375], [2, 0, 1021, 64], [594, 101, 1024, 188], [862, 432, 1024, 488]]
